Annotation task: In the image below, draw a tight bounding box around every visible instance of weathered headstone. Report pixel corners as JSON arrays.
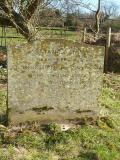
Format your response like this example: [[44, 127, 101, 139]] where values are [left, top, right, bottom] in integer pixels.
[[8, 39, 104, 124]]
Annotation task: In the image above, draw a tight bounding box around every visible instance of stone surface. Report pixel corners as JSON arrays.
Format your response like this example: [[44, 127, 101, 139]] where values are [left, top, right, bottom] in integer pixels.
[[8, 39, 104, 124]]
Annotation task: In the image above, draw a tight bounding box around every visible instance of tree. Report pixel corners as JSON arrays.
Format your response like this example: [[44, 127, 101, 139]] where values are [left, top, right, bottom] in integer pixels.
[[57, 0, 102, 34], [33, 8, 63, 27], [1, 0, 117, 41], [95, 0, 101, 34], [0, 0, 49, 42], [100, 2, 119, 24]]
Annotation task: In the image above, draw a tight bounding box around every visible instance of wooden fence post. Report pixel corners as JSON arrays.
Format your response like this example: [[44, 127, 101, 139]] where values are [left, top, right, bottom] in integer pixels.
[[104, 27, 111, 73], [83, 27, 86, 43]]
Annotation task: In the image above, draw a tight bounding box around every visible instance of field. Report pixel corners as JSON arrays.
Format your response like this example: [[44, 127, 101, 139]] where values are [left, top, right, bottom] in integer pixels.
[[0, 27, 120, 160], [0, 27, 83, 46]]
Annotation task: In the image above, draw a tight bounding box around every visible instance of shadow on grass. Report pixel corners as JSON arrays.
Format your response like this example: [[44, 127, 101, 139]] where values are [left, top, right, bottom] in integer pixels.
[[80, 152, 99, 160], [107, 46, 120, 73], [0, 113, 8, 126]]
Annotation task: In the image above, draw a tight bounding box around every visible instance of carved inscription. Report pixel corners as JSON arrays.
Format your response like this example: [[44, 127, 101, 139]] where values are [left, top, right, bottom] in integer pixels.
[[8, 39, 104, 123]]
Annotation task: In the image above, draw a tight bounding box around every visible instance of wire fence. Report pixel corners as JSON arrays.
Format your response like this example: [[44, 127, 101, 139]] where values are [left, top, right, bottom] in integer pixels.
[[0, 26, 24, 47]]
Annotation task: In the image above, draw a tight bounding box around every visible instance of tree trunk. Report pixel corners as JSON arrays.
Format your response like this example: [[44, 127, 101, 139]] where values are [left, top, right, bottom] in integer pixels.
[[11, 12, 34, 42], [95, 0, 101, 34], [0, 13, 35, 42], [0, 0, 41, 42]]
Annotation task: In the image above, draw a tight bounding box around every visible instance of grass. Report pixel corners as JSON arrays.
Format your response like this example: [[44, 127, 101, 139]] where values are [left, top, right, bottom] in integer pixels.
[[0, 27, 82, 46], [0, 90, 6, 114], [0, 68, 7, 114], [0, 27, 24, 46], [99, 74, 120, 129], [38, 27, 82, 42], [0, 73, 119, 160]]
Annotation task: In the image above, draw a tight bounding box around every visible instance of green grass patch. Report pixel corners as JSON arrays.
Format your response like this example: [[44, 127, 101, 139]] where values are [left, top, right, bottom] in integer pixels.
[[0, 123, 120, 160], [0, 27, 81, 46], [0, 90, 6, 114]]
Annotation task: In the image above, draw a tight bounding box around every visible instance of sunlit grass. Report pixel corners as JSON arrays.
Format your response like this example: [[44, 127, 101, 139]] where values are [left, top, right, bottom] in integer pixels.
[[0, 27, 82, 46]]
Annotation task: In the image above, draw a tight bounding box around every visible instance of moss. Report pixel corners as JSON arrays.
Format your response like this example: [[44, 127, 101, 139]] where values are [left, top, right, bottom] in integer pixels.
[[76, 109, 92, 114], [28, 73, 32, 78], [32, 106, 54, 113]]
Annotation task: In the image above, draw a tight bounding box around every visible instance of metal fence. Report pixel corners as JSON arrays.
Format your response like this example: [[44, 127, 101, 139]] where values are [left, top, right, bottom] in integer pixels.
[[0, 26, 23, 47]]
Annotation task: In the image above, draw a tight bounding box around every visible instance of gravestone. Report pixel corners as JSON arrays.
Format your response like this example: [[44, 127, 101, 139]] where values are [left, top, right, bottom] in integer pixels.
[[8, 39, 104, 124]]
